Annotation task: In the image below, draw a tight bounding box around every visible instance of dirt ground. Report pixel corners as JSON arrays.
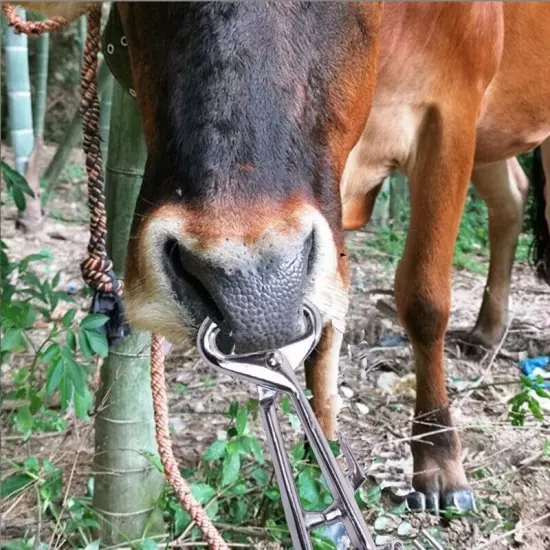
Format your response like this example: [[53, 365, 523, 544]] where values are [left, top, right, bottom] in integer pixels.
[[2, 144, 550, 550]]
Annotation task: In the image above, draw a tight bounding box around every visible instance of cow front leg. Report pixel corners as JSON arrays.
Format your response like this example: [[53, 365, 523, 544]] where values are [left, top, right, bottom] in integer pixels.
[[395, 107, 478, 514], [305, 323, 343, 440]]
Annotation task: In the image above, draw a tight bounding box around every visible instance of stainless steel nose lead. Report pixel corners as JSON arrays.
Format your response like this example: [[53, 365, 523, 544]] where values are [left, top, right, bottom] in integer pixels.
[[197, 302, 386, 550]]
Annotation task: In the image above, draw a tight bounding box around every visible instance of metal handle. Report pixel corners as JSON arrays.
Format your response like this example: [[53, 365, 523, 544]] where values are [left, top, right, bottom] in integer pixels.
[[197, 302, 384, 549]]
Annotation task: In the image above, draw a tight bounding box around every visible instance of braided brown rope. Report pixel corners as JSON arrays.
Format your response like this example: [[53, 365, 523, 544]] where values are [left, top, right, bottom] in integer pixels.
[[3, 5, 228, 549], [78, 7, 119, 295], [2, 4, 69, 33], [151, 336, 229, 550]]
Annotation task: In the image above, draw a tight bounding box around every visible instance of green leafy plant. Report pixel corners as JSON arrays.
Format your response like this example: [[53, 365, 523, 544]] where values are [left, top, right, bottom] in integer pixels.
[[1, 160, 36, 210], [1, 241, 109, 439], [152, 398, 344, 547], [508, 375, 550, 426]]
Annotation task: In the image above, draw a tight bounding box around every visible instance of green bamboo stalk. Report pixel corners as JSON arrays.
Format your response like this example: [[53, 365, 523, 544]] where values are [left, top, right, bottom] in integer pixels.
[[78, 15, 87, 67], [371, 177, 390, 227], [33, 33, 49, 139], [93, 81, 165, 545], [43, 60, 113, 194], [99, 53, 114, 162], [4, 7, 34, 176], [389, 171, 409, 223]]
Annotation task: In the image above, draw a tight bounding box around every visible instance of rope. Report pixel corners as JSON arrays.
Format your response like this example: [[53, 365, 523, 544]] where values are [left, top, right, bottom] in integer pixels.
[[151, 336, 229, 550], [2, 5, 228, 549]]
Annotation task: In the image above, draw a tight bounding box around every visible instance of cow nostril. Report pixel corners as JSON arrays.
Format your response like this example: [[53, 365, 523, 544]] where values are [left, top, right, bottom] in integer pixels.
[[162, 239, 224, 325], [305, 231, 316, 278]]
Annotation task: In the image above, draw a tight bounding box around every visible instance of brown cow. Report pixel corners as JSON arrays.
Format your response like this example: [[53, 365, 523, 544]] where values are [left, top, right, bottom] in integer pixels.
[[341, 2, 550, 512], [20, 2, 550, 517]]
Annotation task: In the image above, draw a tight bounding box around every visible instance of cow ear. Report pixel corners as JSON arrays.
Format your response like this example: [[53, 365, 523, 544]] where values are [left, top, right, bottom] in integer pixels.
[[15, 2, 98, 20]]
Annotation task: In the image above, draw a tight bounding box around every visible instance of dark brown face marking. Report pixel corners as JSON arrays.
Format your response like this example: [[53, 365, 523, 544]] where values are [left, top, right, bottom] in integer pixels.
[[117, 2, 381, 349]]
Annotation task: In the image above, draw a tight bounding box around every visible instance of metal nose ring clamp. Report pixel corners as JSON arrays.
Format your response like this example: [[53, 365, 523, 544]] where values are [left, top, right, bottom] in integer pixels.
[[198, 302, 398, 550]]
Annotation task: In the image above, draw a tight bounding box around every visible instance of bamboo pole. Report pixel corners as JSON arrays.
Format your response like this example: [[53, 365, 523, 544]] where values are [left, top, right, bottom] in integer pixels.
[[98, 53, 114, 162], [78, 15, 87, 66], [4, 7, 34, 175], [33, 33, 49, 139], [389, 171, 408, 223], [43, 60, 112, 196], [4, 7, 43, 232], [93, 81, 165, 545], [371, 177, 390, 227]]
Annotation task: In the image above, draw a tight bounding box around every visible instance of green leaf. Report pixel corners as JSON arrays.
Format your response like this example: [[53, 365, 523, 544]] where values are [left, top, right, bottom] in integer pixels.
[[232, 498, 248, 523], [67, 357, 86, 397], [528, 397, 544, 420], [139, 451, 164, 473], [83, 541, 100, 550], [59, 374, 72, 410], [42, 343, 61, 363], [292, 441, 306, 462], [245, 436, 264, 464], [24, 456, 40, 473], [265, 487, 280, 501], [288, 413, 300, 430], [251, 467, 269, 486], [228, 401, 239, 419], [52, 271, 61, 289], [281, 395, 292, 414], [190, 483, 215, 504], [1, 161, 35, 197], [83, 329, 108, 357], [20, 251, 51, 271], [14, 407, 34, 439], [12, 186, 26, 210], [231, 482, 247, 495], [298, 471, 320, 508], [62, 308, 77, 328], [236, 406, 248, 436], [46, 357, 65, 394], [74, 387, 93, 420], [80, 313, 109, 330], [222, 450, 241, 487], [66, 331, 77, 351], [328, 440, 341, 457], [226, 439, 245, 456], [203, 440, 226, 462], [1, 328, 27, 352], [543, 439, 550, 457], [0, 472, 34, 498], [78, 330, 93, 359], [174, 508, 191, 536]]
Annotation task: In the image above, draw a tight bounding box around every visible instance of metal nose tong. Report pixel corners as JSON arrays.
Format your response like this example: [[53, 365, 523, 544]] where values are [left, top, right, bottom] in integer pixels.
[[198, 302, 398, 550]]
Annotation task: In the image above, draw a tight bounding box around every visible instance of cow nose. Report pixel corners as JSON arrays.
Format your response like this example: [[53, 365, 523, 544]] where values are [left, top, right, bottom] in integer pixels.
[[163, 232, 314, 352]]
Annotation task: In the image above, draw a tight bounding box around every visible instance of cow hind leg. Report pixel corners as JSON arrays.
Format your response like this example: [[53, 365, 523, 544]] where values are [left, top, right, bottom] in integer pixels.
[[395, 107, 478, 514], [467, 158, 528, 348], [532, 140, 550, 283]]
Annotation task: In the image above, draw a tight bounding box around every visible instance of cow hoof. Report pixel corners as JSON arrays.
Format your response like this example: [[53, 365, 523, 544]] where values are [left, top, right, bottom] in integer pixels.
[[441, 488, 477, 512], [406, 488, 475, 516], [406, 490, 438, 514], [460, 328, 501, 358]]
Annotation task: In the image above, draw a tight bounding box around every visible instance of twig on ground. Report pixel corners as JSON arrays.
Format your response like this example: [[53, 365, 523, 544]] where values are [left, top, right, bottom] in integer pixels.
[[473, 511, 550, 549]]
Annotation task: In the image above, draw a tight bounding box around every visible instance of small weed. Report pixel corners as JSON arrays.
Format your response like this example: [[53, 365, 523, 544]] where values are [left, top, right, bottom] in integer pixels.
[[508, 375, 550, 426]]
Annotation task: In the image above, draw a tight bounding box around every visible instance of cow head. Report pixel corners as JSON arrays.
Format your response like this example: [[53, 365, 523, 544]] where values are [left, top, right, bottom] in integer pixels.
[[120, 2, 382, 352]]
